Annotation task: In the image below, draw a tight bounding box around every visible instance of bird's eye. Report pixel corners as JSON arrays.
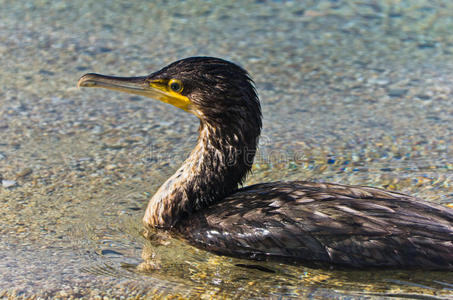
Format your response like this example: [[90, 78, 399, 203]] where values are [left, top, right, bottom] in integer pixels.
[[169, 79, 183, 93]]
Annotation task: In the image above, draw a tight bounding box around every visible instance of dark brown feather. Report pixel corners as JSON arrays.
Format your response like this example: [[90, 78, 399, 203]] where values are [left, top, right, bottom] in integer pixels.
[[176, 181, 453, 269]]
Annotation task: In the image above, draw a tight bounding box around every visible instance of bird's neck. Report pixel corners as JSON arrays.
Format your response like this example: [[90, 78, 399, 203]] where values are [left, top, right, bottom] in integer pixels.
[[143, 121, 259, 229]]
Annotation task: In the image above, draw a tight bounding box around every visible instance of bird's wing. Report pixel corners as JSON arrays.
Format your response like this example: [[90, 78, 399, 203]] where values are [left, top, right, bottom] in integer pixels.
[[177, 181, 453, 268]]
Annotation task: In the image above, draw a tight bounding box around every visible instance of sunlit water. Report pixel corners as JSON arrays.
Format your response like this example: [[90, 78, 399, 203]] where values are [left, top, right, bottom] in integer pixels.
[[0, 0, 452, 298]]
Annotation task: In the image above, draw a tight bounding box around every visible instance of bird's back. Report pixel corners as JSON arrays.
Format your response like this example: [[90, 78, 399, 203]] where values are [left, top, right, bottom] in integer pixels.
[[176, 181, 453, 269]]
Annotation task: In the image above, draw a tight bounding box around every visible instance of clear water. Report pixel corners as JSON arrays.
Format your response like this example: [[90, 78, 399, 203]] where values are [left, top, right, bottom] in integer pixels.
[[0, 0, 452, 298]]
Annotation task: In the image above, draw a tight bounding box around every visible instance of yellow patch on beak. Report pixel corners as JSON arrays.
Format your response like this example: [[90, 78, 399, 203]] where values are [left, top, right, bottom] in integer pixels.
[[148, 79, 192, 112]]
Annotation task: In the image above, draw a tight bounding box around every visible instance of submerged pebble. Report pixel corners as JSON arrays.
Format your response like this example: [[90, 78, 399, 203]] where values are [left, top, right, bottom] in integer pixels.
[[387, 88, 408, 97], [2, 179, 17, 188], [16, 168, 33, 179]]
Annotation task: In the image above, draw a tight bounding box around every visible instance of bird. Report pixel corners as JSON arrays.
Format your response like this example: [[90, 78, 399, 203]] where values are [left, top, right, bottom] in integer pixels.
[[78, 57, 453, 269]]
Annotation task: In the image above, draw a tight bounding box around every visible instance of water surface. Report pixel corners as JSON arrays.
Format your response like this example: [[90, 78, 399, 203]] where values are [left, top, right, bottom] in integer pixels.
[[0, 0, 452, 298]]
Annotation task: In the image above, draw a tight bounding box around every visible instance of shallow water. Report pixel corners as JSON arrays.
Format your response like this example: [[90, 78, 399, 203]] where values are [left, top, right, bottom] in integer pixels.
[[1, 0, 452, 298]]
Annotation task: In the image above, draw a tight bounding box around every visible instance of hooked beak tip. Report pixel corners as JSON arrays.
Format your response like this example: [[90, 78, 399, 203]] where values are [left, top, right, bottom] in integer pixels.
[[77, 73, 98, 88]]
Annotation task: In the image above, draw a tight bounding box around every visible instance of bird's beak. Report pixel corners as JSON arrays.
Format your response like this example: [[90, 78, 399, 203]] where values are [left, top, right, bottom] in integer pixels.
[[77, 73, 192, 112]]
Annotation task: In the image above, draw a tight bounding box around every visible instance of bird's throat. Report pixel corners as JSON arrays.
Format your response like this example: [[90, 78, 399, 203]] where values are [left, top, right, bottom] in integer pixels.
[[143, 122, 258, 229]]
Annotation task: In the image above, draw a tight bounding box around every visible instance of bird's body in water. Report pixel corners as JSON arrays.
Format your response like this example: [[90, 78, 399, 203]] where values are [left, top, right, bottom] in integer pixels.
[[78, 57, 453, 270]]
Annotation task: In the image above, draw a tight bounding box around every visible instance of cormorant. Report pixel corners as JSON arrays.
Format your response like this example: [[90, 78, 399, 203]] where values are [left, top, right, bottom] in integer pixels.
[[78, 57, 453, 269]]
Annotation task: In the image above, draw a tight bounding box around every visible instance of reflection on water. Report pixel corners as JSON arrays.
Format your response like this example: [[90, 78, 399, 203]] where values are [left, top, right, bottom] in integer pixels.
[[74, 213, 453, 299], [0, 0, 452, 298]]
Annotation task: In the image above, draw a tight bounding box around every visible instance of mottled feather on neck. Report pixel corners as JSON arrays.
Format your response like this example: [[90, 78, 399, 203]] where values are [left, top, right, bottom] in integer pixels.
[[143, 119, 260, 229]]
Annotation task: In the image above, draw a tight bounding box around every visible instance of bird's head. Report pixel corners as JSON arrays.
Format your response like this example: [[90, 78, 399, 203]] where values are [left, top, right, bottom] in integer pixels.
[[78, 57, 261, 130]]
